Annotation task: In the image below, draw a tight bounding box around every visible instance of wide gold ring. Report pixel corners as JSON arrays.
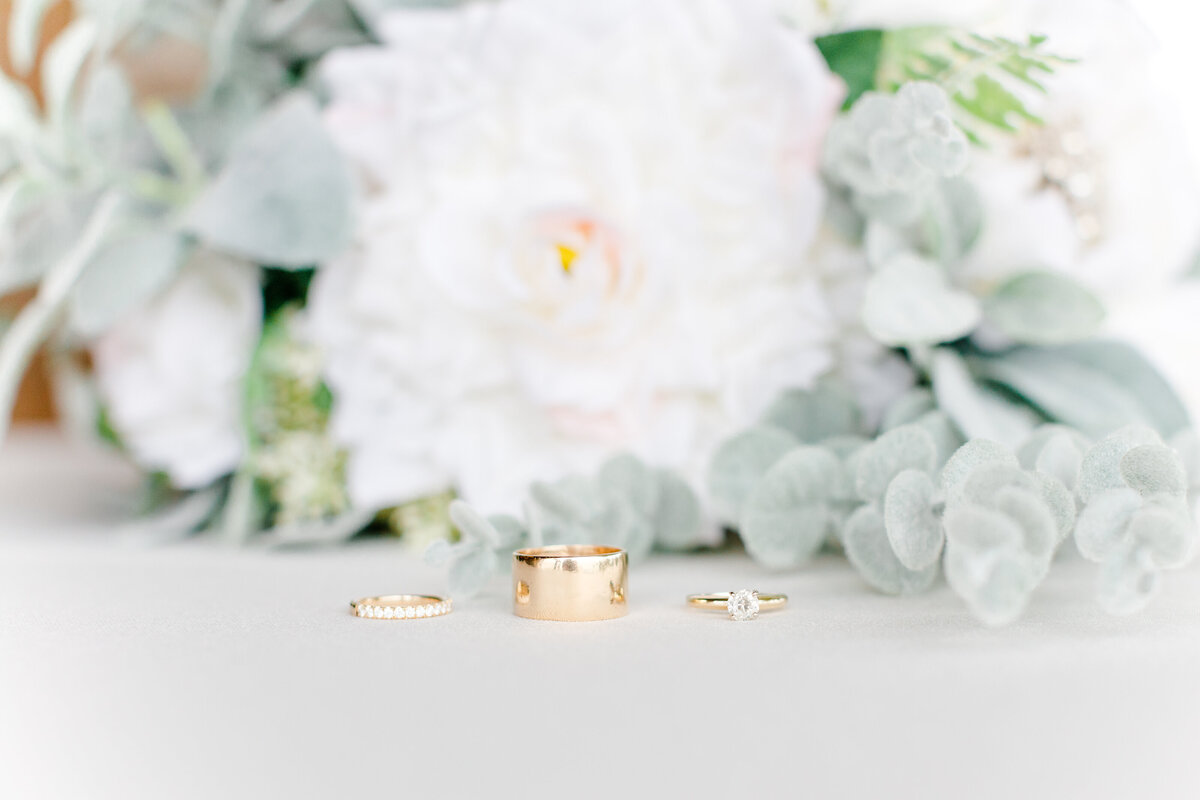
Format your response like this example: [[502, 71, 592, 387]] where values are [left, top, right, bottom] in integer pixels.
[[687, 590, 787, 621], [512, 545, 628, 621], [351, 595, 452, 619]]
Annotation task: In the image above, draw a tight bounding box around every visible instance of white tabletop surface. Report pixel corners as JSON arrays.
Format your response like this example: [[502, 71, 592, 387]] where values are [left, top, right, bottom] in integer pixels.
[[1, 427, 1198, 799]]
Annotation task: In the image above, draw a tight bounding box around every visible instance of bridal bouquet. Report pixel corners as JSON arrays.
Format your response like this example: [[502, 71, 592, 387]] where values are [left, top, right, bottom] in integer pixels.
[[2, 0, 1198, 624]]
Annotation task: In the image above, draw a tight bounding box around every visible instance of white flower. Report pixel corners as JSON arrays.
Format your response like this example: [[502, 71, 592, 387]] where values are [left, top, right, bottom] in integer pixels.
[[309, 0, 846, 514], [92, 252, 261, 488]]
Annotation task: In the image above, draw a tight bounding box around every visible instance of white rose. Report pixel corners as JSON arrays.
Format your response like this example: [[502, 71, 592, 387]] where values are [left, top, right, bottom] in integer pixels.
[[92, 252, 261, 488], [309, 0, 847, 514]]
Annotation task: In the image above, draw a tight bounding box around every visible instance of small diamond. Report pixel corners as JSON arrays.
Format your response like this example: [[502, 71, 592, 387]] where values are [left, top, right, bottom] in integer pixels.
[[373, 606, 384, 618], [416, 606, 426, 617], [405, 607, 415, 618], [356, 605, 366, 617], [727, 589, 760, 622], [384, 607, 395, 619]]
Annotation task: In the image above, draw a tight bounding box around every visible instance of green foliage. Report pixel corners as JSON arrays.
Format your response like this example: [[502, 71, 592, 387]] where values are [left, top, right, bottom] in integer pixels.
[[983, 271, 1105, 346], [878, 29, 1076, 142], [815, 29, 884, 110]]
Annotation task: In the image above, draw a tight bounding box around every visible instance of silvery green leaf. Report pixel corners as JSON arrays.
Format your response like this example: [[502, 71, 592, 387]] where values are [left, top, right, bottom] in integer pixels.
[[1078, 425, 1162, 503], [487, 514, 525, 550], [448, 544, 497, 599], [959, 463, 1039, 509], [651, 469, 703, 551], [973, 342, 1190, 440], [883, 468, 944, 569], [928, 177, 982, 263], [739, 447, 839, 568], [449, 499, 501, 547], [1120, 444, 1188, 498], [983, 271, 1105, 346], [989, 485, 1057, 561], [604, 499, 654, 561], [843, 505, 938, 595], [1034, 472, 1077, 544], [931, 349, 1040, 447], [914, 409, 963, 467], [1096, 544, 1158, 616], [944, 540, 1036, 626], [424, 538, 454, 567], [70, 230, 188, 338], [1128, 497, 1194, 570], [819, 435, 868, 502], [760, 382, 861, 443], [1017, 424, 1090, 467], [597, 453, 658, 520], [855, 423, 938, 504], [78, 63, 139, 163], [708, 426, 797, 522], [940, 438, 1017, 503], [881, 388, 936, 430], [7, 0, 58, 75], [862, 254, 981, 346], [1029, 429, 1086, 492], [942, 503, 1024, 552], [529, 476, 595, 523], [1169, 429, 1200, 495], [41, 18, 97, 130], [895, 82, 967, 173], [185, 93, 353, 266], [1074, 487, 1141, 562]]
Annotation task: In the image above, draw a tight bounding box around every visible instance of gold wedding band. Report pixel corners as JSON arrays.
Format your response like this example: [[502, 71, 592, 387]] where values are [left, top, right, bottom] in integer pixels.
[[351, 595, 452, 619], [687, 590, 786, 621], [512, 545, 628, 621]]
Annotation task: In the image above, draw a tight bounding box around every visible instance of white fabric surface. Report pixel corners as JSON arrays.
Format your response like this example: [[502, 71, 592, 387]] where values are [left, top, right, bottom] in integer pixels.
[[1, 428, 1199, 799]]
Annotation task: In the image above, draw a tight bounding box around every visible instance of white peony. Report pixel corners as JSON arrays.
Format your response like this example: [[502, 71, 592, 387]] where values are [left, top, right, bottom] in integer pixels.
[[309, 0, 847, 514], [92, 252, 262, 488]]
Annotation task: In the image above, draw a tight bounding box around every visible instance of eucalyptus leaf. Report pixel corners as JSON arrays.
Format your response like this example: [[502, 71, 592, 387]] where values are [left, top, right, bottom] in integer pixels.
[[940, 438, 1017, 502], [931, 348, 1039, 447], [844, 505, 939, 595], [185, 93, 353, 266], [597, 453, 658, 519], [739, 446, 839, 568], [883, 468, 944, 569], [1078, 425, 1162, 504], [1127, 500, 1194, 570], [973, 342, 1191, 440], [944, 540, 1037, 626], [855, 423, 938, 504], [448, 545, 498, 599], [862, 254, 981, 346], [983, 271, 1104, 345], [1119, 444, 1188, 498], [881, 387, 936, 431], [449, 499, 501, 548], [651, 469, 703, 551], [708, 426, 797, 522], [70, 230, 188, 337], [761, 382, 861, 443], [1074, 487, 1141, 562], [1096, 543, 1158, 616], [8, 0, 59, 76]]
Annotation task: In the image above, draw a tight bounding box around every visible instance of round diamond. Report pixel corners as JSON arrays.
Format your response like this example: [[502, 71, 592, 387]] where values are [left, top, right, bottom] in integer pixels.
[[405, 607, 415, 618], [372, 606, 384, 618], [384, 607, 395, 619], [727, 589, 760, 622]]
